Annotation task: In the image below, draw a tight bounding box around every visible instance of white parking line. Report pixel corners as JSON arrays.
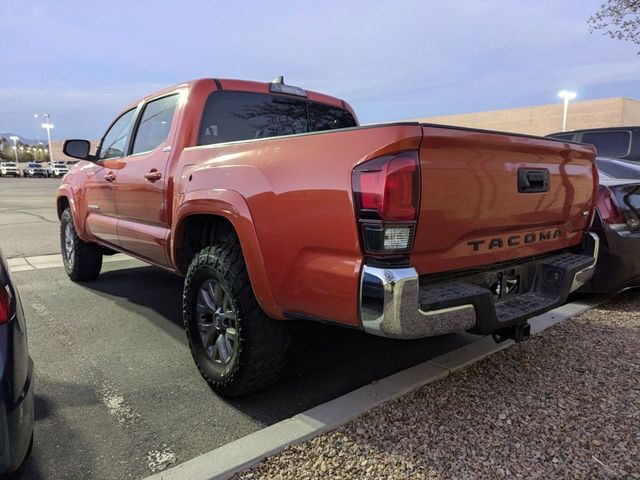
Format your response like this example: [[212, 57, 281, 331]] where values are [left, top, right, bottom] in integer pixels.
[[99, 381, 142, 427], [7, 253, 131, 272], [31, 296, 178, 475], [143, 296, 606, 480]]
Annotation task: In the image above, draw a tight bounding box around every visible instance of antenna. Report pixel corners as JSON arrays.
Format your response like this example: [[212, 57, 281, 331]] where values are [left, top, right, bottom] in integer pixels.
[[271, 76, 284, 85]]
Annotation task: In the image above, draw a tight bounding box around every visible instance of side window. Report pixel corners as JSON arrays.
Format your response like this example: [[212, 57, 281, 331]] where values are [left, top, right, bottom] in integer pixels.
[[99, 108, 137, 161], [131, 94, 179, 155], [581, 131, 631, 158]]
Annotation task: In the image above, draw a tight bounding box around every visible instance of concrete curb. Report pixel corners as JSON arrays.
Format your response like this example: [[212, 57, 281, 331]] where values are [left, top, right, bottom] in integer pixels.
[[144, 296, 606, 480]]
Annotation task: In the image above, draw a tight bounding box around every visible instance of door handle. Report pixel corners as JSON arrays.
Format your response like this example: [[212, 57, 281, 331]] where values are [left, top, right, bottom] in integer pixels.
[[104, 172, 116, 182], [144, 169, 162, 182]]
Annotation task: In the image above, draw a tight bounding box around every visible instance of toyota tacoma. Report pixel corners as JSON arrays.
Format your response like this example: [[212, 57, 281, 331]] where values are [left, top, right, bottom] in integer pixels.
[[57, 77, 600, 396]]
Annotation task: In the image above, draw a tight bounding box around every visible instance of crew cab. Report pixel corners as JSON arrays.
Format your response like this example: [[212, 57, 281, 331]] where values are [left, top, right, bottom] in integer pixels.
[[57, 77, 600, 396], [47, 162, 69, 178], [0, 162, 19, 177]]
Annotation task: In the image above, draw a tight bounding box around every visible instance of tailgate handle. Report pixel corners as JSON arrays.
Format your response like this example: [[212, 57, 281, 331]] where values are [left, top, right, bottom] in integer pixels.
[[518, 168, 549, 193]]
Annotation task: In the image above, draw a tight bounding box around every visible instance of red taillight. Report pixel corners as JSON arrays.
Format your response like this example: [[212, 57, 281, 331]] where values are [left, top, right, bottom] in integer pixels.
[[384, 155, 419, 221], [597, 187, 625, 226], [353, 152, 419, 221], [352, 151, 420, 255], [358, 170, 384, 211], [0, 288, 10, 324]]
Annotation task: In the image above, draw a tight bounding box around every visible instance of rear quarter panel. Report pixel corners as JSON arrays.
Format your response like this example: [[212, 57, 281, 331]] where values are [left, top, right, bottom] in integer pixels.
[[175, 124, 423, 325]]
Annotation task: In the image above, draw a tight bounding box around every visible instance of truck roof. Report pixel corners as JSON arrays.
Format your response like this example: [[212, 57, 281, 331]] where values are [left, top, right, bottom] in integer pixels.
[[120, 78, 354, 118]]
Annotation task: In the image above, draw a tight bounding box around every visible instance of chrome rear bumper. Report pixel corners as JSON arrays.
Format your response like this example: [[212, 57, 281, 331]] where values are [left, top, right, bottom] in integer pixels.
[[359, 233, 599, 339]]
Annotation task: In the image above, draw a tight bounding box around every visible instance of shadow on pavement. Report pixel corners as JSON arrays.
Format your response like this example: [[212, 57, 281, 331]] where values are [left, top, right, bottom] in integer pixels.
[[82, 265, 477, 425], [81, 265, 185, 342], [14, 383, 101, 480]]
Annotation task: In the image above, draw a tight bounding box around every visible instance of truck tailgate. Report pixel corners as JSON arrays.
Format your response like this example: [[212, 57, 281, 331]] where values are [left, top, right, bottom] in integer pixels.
[[411, 125, 597, 275]]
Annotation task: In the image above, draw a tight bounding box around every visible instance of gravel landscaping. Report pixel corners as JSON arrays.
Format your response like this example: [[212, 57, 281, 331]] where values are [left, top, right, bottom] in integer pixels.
[[235, 291, 640, 479]]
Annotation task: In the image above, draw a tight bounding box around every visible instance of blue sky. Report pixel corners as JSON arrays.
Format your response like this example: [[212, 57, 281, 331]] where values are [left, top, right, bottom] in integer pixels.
[[0, 0, 638, 140]]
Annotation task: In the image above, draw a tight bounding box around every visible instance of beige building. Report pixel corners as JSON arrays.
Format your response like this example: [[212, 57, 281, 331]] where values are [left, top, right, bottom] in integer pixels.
[[410, 97, 640, 137]]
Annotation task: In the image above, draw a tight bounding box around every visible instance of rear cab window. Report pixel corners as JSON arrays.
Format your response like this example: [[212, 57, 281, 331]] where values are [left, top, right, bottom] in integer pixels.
[[580, 131, 631, 158], [198, 91, 356, 146]]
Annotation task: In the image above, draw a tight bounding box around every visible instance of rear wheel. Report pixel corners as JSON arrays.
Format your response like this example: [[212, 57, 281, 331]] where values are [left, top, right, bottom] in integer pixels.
[[60, 208, 103, 281], [183, 243, 290, 397]]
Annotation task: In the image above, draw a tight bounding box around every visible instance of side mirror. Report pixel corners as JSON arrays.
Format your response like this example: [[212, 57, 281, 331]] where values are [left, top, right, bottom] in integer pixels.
[[63, 139, 94, 161]]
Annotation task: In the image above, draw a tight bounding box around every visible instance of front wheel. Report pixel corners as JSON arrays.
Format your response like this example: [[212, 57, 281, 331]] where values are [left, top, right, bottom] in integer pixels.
[[183, 244, 290, 397], [60, 208, 103, 281]]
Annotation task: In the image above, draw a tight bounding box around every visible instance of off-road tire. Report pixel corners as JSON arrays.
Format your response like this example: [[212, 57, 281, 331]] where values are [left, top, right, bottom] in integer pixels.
[[183, 243, 290, 397], [60, 208, 103, 281]]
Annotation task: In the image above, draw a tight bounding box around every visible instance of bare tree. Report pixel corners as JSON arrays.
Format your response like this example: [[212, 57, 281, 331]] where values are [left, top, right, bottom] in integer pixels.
[[589, 0, 640, 52]]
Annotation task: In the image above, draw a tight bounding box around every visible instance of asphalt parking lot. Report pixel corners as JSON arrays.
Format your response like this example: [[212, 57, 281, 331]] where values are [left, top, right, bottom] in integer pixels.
[[0, 177, 60, 258], [0, 178, 477, 479]]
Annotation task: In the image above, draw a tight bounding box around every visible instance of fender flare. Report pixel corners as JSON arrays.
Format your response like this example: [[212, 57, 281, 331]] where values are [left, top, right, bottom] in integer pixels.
[[172, 189, 283, 319], [55, 185, 87, 239]]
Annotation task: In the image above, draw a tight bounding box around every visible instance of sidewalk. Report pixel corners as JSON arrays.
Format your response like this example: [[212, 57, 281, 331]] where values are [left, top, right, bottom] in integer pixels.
[[235, 291, 640, 479]]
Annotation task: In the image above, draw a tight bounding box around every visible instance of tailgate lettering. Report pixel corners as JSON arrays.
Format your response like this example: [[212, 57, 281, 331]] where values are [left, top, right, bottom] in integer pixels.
[[468, 229, 563, 252]]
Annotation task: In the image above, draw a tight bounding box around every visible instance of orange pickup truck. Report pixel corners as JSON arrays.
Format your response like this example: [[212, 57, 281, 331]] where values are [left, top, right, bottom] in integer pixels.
[[57, 77, 600, 396]]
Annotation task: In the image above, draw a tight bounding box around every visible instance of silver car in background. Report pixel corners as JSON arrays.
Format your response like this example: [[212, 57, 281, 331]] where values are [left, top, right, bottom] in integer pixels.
[[23, 162, 47, 178]]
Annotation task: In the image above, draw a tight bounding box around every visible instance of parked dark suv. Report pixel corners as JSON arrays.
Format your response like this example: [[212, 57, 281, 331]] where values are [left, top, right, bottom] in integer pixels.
[[547, 126, 640, 163]]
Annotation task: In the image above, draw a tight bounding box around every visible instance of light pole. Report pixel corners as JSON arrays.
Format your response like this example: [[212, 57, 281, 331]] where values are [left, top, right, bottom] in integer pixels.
[[41, 114, 55, 162], [558, 90, 577, 132], [9, 135, 19, 163], [33, 114, 39, 144]]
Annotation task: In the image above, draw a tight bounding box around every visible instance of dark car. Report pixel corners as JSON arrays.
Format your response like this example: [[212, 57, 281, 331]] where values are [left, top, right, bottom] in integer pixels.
[[596, 156, 640, 180], [547, 126, 640, 163], [0, 251, 34, 475], [580, 159, 640, 293]]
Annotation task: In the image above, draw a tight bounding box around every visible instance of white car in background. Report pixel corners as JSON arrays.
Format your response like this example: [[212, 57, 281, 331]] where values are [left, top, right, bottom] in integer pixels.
[[47, 162, 69, 178], [0, 162, 20, 177]]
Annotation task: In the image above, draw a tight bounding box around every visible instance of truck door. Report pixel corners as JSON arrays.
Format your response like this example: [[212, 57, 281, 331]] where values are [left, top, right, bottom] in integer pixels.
[[84, 107, 138, 246], [114, 93, 180, 267]]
